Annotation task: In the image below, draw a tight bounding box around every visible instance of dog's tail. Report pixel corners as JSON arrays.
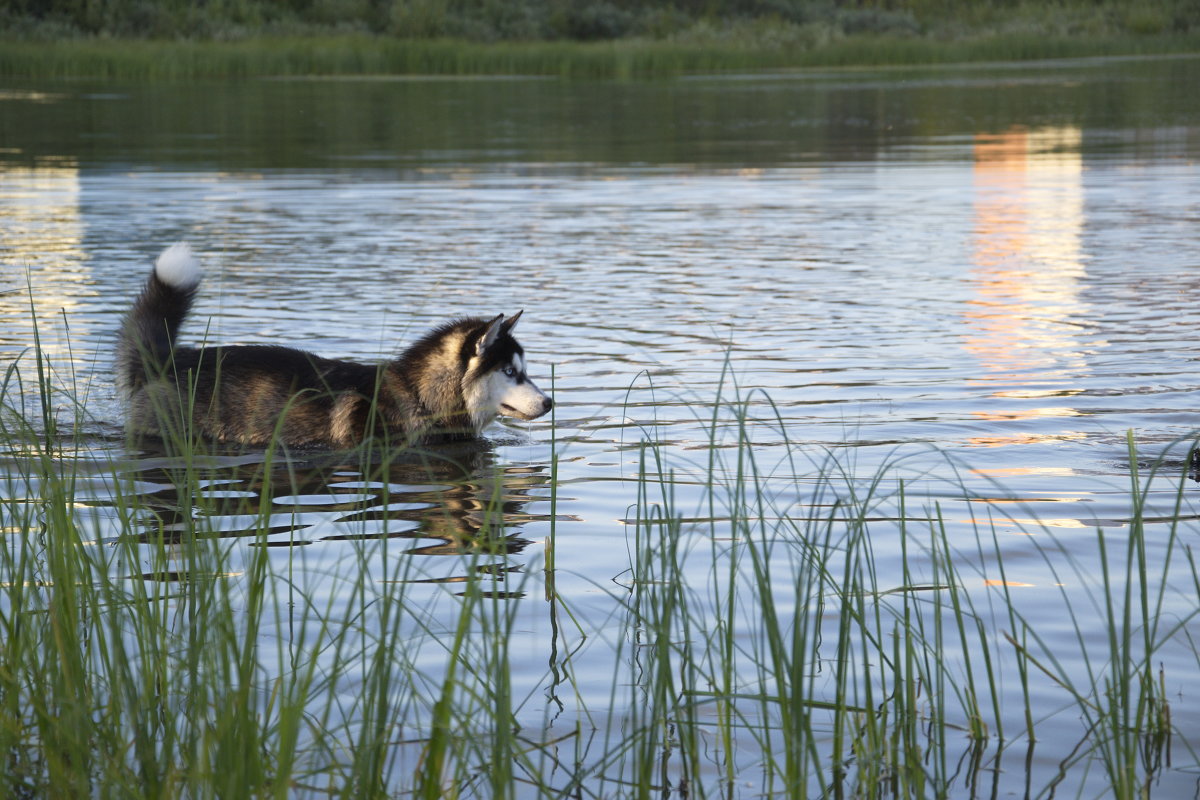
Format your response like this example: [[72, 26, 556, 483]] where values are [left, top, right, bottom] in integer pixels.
[[117, 243, 202, 396]]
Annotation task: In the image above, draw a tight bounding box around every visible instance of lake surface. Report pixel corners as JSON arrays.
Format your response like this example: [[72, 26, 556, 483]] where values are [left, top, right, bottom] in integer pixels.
[[2, 55, 1199, 796]]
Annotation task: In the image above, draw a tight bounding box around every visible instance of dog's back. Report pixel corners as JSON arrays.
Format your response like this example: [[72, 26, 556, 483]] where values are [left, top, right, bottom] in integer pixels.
[[118, 247, 382, 446]]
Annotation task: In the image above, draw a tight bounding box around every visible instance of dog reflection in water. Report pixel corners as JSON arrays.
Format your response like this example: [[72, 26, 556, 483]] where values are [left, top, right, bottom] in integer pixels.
[[129, 442, 566, 596]]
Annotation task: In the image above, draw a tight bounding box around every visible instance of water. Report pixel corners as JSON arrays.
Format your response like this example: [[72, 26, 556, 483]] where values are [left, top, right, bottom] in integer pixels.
[[2, 55, 1199, 795]]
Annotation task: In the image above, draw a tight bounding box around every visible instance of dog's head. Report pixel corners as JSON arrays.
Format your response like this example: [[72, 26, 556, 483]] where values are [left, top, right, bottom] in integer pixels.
[[464, 311, 553, 432]]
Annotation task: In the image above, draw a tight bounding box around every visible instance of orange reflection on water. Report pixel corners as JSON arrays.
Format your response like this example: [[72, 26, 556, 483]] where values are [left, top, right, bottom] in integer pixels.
[[964, 125, 1089, 449], [965, 125, 1086, 385], [963, 516, 1091, 531], [970, 466, 1079, 477], [970, 406, 1081, 422], [963, 429, 1086, 449]]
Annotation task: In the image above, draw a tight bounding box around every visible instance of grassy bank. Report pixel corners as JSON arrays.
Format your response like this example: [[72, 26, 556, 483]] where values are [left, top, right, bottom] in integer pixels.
[[2, 334, 1197, 796], [2, 0, 1198, 78], [1, 31, 1197, 79]]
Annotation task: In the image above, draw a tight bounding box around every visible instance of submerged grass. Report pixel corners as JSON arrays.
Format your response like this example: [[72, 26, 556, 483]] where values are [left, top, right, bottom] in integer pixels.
[[1, 32, 1197, 79], [1, 323, 1198, 796]]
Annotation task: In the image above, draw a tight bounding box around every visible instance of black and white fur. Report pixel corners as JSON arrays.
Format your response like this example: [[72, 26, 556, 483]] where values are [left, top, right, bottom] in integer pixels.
[[118, 243, 553, 448]]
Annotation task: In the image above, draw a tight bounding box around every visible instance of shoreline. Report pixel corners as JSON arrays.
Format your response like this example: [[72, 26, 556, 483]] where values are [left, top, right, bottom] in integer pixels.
[[1, 32, 1196, 80]]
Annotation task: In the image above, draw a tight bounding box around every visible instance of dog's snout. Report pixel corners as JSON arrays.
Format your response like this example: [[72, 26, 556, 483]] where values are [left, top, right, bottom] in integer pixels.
[[542, 396, 554, 413]]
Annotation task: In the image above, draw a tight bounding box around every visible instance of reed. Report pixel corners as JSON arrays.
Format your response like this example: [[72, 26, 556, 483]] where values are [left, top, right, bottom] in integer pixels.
[[597, 372, 1199, 795], [0, 324, 532, 795], [1, 319, 1197, 796], [0, 32, 1196, 79]]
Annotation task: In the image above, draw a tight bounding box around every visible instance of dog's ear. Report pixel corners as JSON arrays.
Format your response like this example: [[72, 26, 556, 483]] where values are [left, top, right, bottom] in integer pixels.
[[501, 310, 523, 333], [477, 314, 506, 355]]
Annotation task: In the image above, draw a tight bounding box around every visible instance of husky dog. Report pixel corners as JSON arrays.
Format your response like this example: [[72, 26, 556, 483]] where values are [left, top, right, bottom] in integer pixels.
[[118, 243, 553, 448]]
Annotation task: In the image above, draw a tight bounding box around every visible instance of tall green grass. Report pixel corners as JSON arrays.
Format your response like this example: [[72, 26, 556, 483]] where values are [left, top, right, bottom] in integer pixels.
[[4, 0, 1196, 77], [0, 32, 1197, 79], [603, 368, 1198, 796], [1, 323, 1197, 796], [0, 331, 553, 795]]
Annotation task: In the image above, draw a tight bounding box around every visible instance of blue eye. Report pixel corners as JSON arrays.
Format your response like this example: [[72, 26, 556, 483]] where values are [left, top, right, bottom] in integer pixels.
[[503, 366, 516, 378]]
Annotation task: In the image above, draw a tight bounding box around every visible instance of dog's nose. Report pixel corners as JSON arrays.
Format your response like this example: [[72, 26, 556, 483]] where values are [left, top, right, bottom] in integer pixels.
[[542, 397, 554, 413]]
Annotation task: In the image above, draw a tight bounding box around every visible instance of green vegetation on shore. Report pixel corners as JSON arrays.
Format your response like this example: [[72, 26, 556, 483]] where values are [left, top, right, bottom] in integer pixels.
[[4, 32, 1197, 79], [1, 0, 1198, 77]]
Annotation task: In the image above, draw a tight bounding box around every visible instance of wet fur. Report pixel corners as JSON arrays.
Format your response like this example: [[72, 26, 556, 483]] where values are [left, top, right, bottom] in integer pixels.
[[118, 245, 551, 448]]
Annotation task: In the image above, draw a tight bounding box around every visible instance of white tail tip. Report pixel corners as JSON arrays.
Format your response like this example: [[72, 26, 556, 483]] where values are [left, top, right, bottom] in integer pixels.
[[154, 242, 202, 289]]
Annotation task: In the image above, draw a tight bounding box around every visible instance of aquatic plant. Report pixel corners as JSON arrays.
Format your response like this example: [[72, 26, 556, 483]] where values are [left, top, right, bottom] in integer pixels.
[[1, 319, 1197, 797], [0, 30, 1197, 79]]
